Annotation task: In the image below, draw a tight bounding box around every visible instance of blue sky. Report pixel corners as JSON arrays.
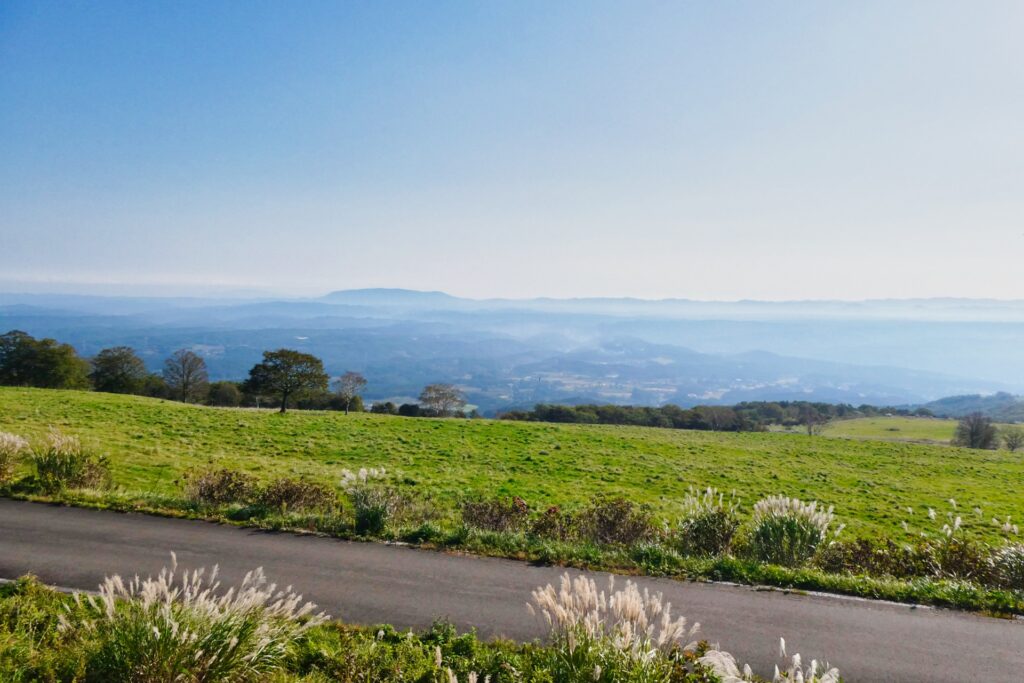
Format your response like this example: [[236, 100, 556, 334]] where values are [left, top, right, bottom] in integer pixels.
[[1, 1, 1022, 300]]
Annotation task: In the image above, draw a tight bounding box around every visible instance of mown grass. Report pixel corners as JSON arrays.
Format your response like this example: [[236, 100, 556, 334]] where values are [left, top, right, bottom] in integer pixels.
[[820, 416, 960, 443], [816, 415, 1018, 445], [2, 387, 1024, 543]]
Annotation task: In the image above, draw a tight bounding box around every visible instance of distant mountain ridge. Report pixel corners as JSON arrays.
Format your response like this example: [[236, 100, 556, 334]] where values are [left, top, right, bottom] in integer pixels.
[[2, 288, 1023, 413], [922, 392, 1024, 422], [314, 289, 1024, 324]]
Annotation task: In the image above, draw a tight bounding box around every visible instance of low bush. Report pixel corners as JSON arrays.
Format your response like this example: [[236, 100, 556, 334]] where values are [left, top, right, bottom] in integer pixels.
[[990, 544, 1024, 590], [925, 535, 994, 583], [575, 497, 656, 546], [257, 477, 336, 512], [747, 496, 835, 567], [182, 467, 256, 506], [461, 496, 530, 533], [530, 504, 576, 541], [815, 538, 929, 579], [0, 431, 29, 485], [30, 429, 111, 493], [674, 487, 740, 557]]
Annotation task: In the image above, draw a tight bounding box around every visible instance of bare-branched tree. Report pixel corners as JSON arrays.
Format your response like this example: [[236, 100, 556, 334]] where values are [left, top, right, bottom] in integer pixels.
[[163, 349, 209, 403], [334, 371, 367, 415]]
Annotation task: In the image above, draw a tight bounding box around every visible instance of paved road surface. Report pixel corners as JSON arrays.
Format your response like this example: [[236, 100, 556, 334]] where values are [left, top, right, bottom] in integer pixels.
[[1, 499, 1021, 682]]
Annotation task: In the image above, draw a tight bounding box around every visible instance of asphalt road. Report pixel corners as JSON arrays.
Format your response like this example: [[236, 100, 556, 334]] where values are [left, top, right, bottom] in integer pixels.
[[1, 499, 1021, 682]]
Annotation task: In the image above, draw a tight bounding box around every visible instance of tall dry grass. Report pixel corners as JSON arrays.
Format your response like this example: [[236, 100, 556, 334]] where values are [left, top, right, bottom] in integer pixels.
[[0, 430, 29, 484], [30, 428, 111, 493], [63, 553, 326, 682], [748, 496, 837, 567]]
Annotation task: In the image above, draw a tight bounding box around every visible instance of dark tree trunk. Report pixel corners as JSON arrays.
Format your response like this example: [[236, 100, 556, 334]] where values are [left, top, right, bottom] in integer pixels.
[[280, 391, 289, 413]]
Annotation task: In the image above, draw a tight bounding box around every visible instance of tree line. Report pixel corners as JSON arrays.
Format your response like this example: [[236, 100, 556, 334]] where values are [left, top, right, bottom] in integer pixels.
[[499, 401, 930, 432], [0, 330, 469, 417]]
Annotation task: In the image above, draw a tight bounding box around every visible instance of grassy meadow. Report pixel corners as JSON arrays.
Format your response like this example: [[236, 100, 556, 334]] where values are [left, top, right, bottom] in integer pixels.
[[820, 416, 959, 443], [2, 387, 1023, 543]]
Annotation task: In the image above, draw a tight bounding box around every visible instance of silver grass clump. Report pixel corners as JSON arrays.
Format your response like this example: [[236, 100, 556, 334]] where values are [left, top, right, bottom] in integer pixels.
[[445, 669, 487, 683], [674, 486, 741, 557], [992, 515, 1020, 536], [63, 552, 326, 682], [339, 466, 387, 489], [0, 430, 29, 484], [699, 638, 840, 683], [748, 496, 837, 567], [990, 543, 1024, 590], [30, 427, 111, 492], [528, 572, 700, 664], [340, 466, 402, 535]]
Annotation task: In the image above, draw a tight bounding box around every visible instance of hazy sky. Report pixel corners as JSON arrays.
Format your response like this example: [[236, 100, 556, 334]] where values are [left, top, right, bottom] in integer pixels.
[[1, 1, 1022, 300]]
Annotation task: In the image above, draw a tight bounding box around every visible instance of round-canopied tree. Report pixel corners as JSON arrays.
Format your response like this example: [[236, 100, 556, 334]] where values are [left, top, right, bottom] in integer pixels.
[[0, 330, 89, 389], [244, 349, 328, 413], [90, 346, 148, 394], [418, 383, 467, 417], [953, 412, 999, 450]]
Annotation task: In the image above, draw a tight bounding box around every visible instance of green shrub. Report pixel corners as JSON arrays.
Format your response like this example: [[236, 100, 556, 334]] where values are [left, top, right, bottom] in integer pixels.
[[674, 487, 740, 557], [530, 504, 576, 541], [0, 431, 28, 485], [30, 429, 111, 493], [575, 497, 655, 546], [925, 536, 994, 583], [461, 496, 530, 533], [182, 468, 256, 506], [815, 537, 929, 579], [747, 495, 835, 567], [257, 477, 336, 512]]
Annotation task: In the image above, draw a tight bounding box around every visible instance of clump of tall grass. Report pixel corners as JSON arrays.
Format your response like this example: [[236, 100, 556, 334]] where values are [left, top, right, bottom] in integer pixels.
[[183, 468, 257, 506], [747, 496, 836, 567], [905, 504, 994, 582], [529, 572, 699, 681], [989, 544, 1024, 590], [0, 430, 29, 485], [341, 467, 404, 535], [673, 487, 740, 557], [256, 477, 336, 513], [699, 638, 839, 683], [30, 429, 111, 493], [63, 553, 325, 682]]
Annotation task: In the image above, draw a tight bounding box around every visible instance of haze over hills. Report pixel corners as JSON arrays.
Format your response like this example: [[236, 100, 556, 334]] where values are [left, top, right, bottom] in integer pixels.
[[2, 287, 1022, 414]]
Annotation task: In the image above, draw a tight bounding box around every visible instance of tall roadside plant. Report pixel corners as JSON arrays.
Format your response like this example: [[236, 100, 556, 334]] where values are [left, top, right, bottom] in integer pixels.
[[0, 430, 29, 485], [673, 487, 740, 557], [747, 496, 837, 567], [63, 553, 326, 682], [528, 573, 700, 683], [30, 429, 111, 493]]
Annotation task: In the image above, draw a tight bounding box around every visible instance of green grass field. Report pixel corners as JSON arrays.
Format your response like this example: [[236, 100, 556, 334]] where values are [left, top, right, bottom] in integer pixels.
[[820, 416, 960, 443], [2, 387, 1023, 541]]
